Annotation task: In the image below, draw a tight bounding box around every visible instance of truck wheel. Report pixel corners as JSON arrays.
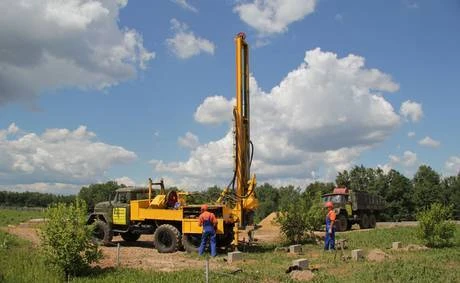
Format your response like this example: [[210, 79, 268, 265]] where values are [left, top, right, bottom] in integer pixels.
[[92, 220, 113, 246], [182, 234, 201, 253], [335, 214, 348, 232], [359, 214, 370, 229], [153, 224, 181, 253], [347, 221, 353, 230], [369, 214, 377, 228], [121, 231, 141, 242], [217, 229, 234, 248]]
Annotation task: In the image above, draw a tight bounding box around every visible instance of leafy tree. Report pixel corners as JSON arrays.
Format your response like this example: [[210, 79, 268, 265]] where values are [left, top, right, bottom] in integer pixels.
[[302, 192, 326, 231], [413, 165, 442, 210], [40, 199, 101, 278], [254, 183, 279, 222], [417, 203, 456, 247], [441, 174, 460, 219], [384, 170, 414, 221], [305, 181, 334, 196], [277, 187, 325, 243], [336, 170, 351, 188], [276, 203, 307, 244], [0, 191, 75, 207]]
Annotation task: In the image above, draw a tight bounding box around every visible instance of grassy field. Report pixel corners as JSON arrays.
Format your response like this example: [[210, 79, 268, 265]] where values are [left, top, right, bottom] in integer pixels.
[[0, 209, 459, 282], [0, 208, 44, 226]]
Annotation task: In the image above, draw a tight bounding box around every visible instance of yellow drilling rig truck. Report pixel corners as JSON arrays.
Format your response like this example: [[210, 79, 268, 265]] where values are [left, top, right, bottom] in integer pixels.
[[88, 32, 258, 253]]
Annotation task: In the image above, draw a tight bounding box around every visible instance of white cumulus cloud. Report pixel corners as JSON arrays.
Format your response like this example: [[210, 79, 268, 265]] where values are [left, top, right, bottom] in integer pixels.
[[0, 123, 137, 186], [400, 100, 423, 122], [194, 96, 235, 124], [166, 19, 215, 59], [407, 131, 415, 137], [0, 0, 154, 107], [178, 132, 200, 149], [418, 136, 440, 148], [115, 176, 136, 187], [234, 0, 316, 36], [445, 156, 460, 176], [171, 0, 198, 12], [382, 150, 418, 173], [153, 48, 402, 188]]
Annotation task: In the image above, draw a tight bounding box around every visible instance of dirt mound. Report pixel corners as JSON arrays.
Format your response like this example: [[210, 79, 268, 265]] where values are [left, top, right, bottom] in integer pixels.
[[253, 212, 282, 243], [258, 212, 278, 228], [367, 249, 390, 262], [291, 270, 315, 281]]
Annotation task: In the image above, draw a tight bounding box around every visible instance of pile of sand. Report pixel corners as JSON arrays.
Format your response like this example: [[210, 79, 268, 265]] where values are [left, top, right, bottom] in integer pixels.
[[251, 212, 282, 243], [258, 212, 279, 229]]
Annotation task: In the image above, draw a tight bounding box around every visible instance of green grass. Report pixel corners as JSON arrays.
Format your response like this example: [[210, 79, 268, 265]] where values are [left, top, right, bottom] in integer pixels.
[[0, 208, 44, 226], [0, 208, 458, 282]]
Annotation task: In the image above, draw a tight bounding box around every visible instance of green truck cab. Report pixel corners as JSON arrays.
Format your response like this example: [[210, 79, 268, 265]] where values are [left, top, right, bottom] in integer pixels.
[[87, 187, 152, 245]]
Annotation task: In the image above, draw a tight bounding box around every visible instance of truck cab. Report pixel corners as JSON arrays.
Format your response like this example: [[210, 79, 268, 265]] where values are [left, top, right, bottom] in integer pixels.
[[89, 187, 153, 245]]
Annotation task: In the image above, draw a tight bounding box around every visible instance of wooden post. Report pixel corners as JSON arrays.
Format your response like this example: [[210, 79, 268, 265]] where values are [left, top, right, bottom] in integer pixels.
[[117, 243, 120, 267], [205, 257, 209, 283]]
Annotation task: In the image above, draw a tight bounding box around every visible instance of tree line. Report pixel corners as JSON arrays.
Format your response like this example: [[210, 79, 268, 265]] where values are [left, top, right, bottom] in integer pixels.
[[1, 165, 459, 221]]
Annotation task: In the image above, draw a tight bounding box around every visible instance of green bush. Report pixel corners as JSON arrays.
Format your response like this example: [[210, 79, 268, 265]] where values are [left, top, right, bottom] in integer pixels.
[[305, 196, 326, 231], [416, 203, 456, 247], [40, 199, 102, 278], [276, 191, 325, 243]]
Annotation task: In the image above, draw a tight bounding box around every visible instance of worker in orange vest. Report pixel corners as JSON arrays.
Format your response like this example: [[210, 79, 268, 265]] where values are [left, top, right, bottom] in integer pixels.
[[198, 204, 218, 257], [324, 201, 336, 250]]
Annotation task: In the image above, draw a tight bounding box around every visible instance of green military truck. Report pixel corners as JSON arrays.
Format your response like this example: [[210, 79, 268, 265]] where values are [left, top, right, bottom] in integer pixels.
[[88, 186, 152, 245], [322, 188, 385, 232]]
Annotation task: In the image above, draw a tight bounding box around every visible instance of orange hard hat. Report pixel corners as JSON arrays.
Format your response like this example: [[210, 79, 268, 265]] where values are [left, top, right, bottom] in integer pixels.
[[325, 201, 334, 208], [201, 204, 208, 211]]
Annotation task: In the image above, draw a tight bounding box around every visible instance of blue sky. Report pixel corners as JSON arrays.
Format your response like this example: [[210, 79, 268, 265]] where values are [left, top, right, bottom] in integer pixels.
[[0, 0, 459, 194]]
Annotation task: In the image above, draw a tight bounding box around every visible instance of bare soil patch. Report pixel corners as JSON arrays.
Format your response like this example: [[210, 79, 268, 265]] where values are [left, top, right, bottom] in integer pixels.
[[1, 225, 41, 246], [100, 235, 231, 271], [290, 270, 315, 281], [367, 248, 391, 262], [2, 221, 230, 272]]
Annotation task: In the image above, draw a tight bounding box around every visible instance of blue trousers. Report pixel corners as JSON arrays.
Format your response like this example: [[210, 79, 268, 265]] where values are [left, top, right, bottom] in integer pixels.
[[324, 231, 335, 250], [199, 230, 217, 257]]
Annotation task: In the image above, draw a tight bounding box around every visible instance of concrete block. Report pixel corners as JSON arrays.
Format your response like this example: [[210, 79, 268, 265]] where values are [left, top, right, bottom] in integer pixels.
[[351, 249, 364, 261], [291, 258, 309, 270], [392, 242, 402, 250], [289, 244, 302, 254], [227, 251, 243, 264]]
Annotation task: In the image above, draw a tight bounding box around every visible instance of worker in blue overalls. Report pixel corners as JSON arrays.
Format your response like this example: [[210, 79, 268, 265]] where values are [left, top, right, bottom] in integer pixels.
[[198, 204, 218, 257], [324, 201, 336, 250]]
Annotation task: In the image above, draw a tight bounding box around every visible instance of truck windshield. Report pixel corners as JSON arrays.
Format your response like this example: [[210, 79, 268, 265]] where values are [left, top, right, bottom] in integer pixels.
[[134, 192, 149, 200], [323, 195, 345, 203]]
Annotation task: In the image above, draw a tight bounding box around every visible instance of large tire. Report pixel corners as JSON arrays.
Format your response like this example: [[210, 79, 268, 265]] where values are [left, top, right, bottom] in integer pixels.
[[92, 220, 113, 246], [217, 229, 234, 248], [335, 214, 348, 232], [153, 224, 181, 253], [347, 220, 353, 230], [121, 231, 141, 242], [359, 214, 370, 229], [369, 214, 377, 228], [182, 234, 201, 253]]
